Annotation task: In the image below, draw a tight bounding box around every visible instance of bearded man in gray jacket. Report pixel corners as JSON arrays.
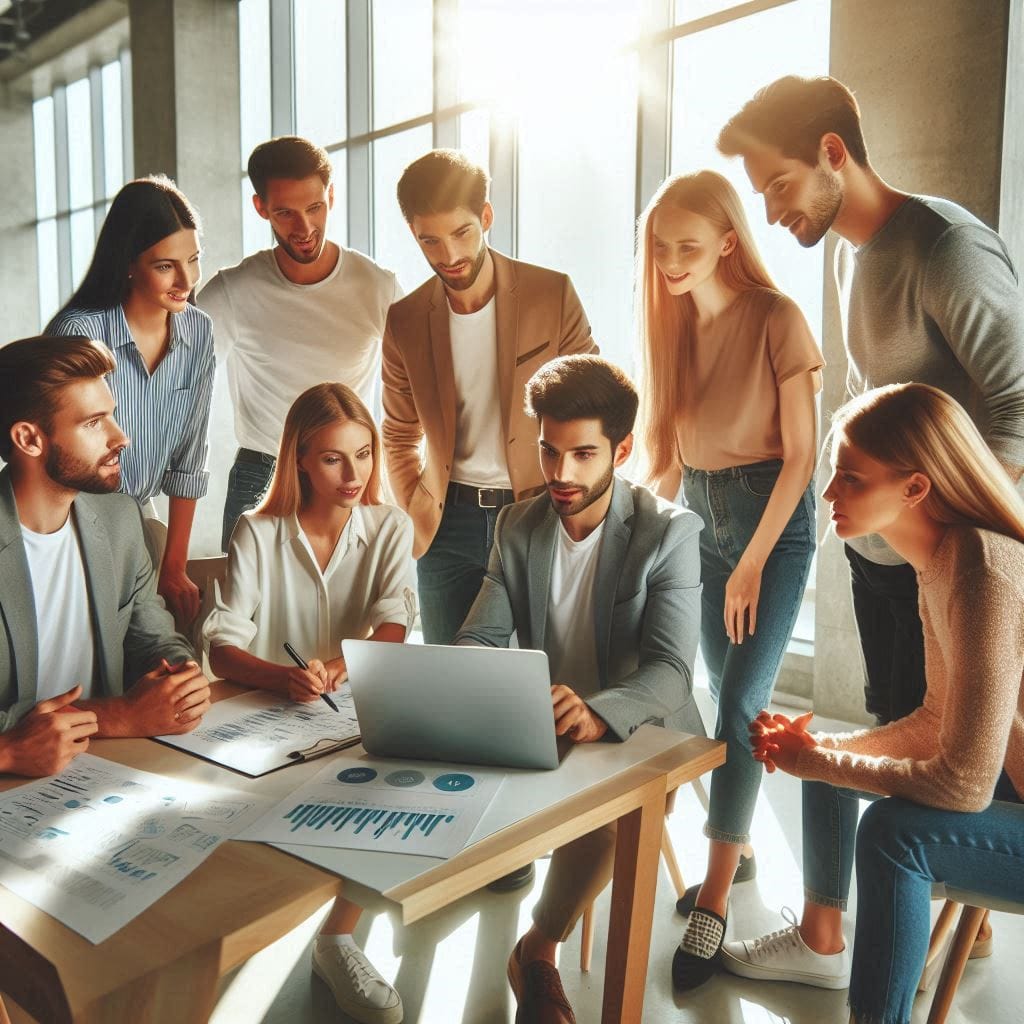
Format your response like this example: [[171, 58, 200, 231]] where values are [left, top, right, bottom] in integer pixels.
[[0, 335, 210, 777], [455, 354, 704, 1024]]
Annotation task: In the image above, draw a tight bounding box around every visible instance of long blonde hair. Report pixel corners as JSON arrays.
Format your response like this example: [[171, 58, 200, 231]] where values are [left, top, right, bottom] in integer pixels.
[[832, 383, 1024, 542], [636, 170, 777, 484], [258, 382, 383, 517]]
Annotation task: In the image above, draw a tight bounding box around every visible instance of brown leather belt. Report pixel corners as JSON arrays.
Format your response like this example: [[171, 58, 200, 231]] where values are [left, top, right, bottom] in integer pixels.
[[446, 481, 517, 509]]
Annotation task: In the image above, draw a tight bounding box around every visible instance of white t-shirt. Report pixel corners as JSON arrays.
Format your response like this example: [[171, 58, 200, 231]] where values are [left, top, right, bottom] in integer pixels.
[[197, 246, 401, 455], [21, 516, 96, 702], [448, 296, 512, 489], [545, 520, 605, 698]]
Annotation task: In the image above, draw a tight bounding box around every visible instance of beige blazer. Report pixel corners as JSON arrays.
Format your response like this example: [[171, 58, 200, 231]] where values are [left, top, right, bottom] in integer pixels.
[[382, 249, 598, 556]]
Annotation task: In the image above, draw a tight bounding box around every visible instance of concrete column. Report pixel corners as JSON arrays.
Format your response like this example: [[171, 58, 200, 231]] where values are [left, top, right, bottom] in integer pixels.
[[0, 89, 40, 339], [128, 0, 242, 557], [815, 0, 1015, 722]]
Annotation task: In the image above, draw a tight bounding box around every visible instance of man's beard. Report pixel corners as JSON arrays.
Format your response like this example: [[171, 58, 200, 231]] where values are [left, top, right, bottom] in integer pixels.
[[794, 167, 843, 248], [548, 461, 614, 519], [46, 443, 121, 494], [272, 227, 325, 265], [431, 242, 487, 292]]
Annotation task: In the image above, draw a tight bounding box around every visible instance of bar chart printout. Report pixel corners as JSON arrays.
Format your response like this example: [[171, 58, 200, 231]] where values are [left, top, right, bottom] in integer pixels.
[[235, 756, 504, 858]]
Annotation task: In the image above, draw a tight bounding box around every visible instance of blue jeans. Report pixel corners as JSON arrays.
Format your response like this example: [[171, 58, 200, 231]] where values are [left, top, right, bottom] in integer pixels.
[[683, 460, 815, 844], [416, 502, 500, 645], [849, 795, 1024, 1024], [221, 450, 276, 552]]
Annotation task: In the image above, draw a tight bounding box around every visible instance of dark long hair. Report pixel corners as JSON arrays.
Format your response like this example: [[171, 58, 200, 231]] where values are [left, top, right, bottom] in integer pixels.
[[48, 175, 201, 321]]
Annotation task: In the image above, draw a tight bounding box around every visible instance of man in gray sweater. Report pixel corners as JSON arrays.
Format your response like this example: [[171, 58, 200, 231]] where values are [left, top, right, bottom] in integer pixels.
[[718, 75, 1024, 727]]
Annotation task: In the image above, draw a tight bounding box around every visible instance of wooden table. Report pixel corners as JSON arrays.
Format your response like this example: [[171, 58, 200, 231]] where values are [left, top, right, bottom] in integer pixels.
[[0, 687, 723, 1024]]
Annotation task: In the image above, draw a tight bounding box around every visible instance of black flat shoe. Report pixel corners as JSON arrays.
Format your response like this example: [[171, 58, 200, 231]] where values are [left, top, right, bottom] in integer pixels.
[[672, 906, 727, 991]]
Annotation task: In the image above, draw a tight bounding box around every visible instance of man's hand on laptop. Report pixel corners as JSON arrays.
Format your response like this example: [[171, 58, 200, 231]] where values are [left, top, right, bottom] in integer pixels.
[[551, 684, 608, 743]]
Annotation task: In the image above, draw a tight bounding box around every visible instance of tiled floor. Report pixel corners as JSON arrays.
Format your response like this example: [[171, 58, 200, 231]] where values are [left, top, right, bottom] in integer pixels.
[[208, 675, 1022, 1024]]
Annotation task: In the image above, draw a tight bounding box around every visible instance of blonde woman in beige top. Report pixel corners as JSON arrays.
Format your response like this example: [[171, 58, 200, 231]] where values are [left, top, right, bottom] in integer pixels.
[[636, 170, 824, 990], [723, 384, 1024, 1024]]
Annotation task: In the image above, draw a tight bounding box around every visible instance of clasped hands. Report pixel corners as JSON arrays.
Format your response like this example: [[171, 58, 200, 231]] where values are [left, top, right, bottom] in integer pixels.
[[749, 709, 816, 774]]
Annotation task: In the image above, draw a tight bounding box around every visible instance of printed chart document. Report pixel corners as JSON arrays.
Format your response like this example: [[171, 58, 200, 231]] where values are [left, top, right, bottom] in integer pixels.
[[157, 689, 361, 776], [0, 754, 265, 944], [235, 753, 504, 859]]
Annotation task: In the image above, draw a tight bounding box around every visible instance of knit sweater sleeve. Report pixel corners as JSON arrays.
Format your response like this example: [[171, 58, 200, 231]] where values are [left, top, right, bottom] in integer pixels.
[[794, 565, 1024, 811]]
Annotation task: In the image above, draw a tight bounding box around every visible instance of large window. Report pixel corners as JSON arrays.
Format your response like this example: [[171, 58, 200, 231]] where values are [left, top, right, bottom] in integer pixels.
[[237, 0, 829, 374], [32, 54, 132, 326]]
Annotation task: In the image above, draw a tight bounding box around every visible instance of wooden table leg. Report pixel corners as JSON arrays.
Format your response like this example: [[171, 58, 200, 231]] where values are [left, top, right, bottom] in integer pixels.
[[601, 781, 665, 1024]]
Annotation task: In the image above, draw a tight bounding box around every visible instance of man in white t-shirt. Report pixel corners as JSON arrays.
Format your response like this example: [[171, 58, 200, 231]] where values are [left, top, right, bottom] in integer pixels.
[[382, 149, 598, 647], [454, 356, 705, 1024], [0, 335, 211, 778], [198, 136, 402, 551]]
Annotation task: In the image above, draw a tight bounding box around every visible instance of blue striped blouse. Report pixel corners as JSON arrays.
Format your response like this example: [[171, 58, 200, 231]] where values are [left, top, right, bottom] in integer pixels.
[[48, 304, 215, 502]]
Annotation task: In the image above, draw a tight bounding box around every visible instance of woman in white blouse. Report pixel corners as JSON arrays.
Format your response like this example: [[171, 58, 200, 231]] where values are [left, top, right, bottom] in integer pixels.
[[205, 382, 413, 1024]]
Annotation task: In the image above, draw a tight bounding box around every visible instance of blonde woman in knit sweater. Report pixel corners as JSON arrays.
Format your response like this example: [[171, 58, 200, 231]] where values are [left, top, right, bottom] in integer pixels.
[[720, 383, 1024, 1024]]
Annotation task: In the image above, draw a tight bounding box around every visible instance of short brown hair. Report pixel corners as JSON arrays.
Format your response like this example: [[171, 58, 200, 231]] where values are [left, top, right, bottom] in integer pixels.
[[248, 136, 332, 199], [0, 335, 116, 459], [525, 356, 638, 449], [718, 75, 869, 167], [396, 149, 490, 223]]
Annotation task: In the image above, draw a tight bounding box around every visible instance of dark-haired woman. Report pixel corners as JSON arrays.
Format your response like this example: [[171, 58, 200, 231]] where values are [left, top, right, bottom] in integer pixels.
[[47, 176, 215, 627]]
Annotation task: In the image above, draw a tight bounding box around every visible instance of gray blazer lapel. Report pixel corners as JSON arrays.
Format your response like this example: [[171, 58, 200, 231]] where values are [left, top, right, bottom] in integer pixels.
[[593, 477, 634, 685], [74, 496, 119, 694], [527, 505, 558, 651], [0, 471, 38, 707]]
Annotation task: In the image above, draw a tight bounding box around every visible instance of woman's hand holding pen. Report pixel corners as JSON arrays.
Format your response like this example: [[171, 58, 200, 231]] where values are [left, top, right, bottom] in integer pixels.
[[283, 659, 330, 703]]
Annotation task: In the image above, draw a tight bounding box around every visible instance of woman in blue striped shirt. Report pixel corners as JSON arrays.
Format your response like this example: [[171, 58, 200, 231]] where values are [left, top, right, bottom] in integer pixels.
[[47, 176, 215, 627]]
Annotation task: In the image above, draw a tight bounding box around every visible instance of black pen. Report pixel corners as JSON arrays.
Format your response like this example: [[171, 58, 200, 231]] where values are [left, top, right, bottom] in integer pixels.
[[283, 642, 339, 712]]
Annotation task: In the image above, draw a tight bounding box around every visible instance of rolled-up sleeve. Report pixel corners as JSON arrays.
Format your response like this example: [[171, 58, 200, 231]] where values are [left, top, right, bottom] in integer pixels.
[[367, 511, 417, 631], [203, 517, 261, 653]]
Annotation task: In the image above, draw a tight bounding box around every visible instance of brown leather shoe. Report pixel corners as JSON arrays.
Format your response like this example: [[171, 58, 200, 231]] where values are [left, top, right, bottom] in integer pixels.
[[507, 938, 576, 1024]]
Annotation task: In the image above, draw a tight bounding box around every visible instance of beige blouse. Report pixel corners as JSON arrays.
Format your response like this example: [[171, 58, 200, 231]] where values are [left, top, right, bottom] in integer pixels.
[[676, 288, 824, 470], [795, 526, 1024, 810]]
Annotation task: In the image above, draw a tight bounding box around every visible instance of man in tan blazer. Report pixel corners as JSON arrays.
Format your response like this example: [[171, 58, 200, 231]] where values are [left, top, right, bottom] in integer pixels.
[[383, 149, 598, 647]]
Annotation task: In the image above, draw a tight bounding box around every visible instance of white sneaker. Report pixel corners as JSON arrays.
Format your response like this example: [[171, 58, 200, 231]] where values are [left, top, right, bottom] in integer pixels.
[[312, 935, 404, 1024], [720, 908, 851, 990]]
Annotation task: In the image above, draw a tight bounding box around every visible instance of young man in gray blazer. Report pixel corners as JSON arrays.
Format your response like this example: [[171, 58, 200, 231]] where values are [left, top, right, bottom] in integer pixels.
[[0, 335, 210, 777], [454, 355, 704, 1024]]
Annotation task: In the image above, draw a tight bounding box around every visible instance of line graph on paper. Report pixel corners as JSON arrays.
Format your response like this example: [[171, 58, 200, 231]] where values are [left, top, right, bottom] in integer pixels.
[[235, 754, 505, 858]]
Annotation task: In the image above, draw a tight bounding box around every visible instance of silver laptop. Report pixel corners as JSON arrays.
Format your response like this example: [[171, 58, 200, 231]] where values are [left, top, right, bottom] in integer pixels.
[[342, 640, 560, 770]]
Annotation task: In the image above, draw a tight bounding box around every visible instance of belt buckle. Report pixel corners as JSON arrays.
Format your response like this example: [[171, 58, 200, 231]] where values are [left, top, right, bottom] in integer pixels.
[[477, 487, 498, 508]]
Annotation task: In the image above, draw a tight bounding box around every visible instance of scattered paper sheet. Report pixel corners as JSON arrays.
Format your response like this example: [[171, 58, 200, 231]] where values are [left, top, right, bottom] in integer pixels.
[[0, 754, 265, 944], [235, 753, 504, 859], [157, 689, 361, 776]]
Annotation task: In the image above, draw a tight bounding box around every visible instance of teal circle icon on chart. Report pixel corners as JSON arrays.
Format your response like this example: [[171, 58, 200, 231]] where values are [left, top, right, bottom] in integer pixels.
[[433, 773, 475, 792], [385, 770, 426, 788], [336, 767, 378, 784]]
